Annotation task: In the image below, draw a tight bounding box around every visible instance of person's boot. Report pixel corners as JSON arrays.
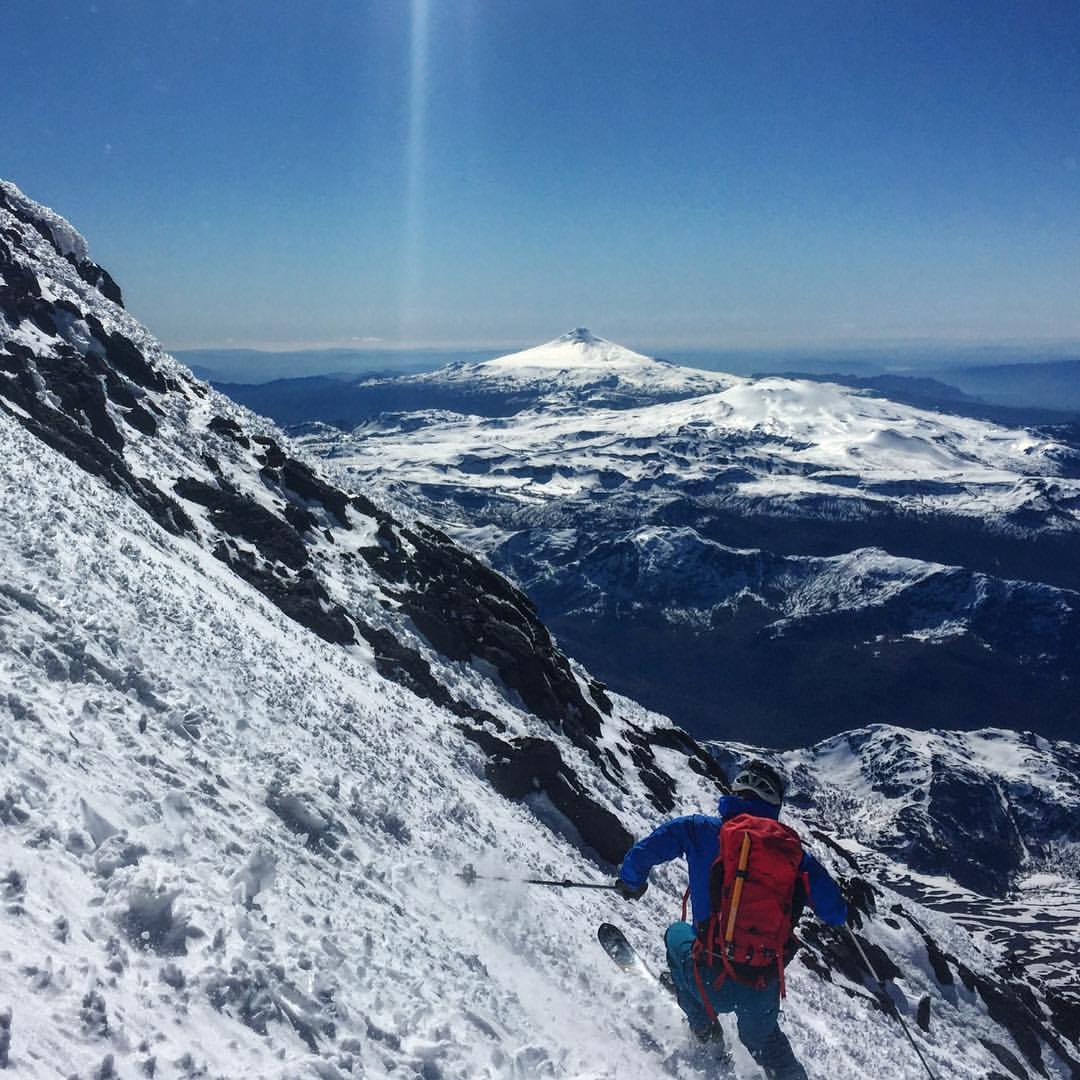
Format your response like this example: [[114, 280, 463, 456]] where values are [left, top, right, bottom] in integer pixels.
[[748, 1027, 809, 1080], [691, 1021, 735, 1071], [691, 1019, 722, 1042]]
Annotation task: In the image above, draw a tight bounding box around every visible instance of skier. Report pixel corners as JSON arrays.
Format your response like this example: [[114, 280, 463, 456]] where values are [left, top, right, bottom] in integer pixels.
[[615, 760, 847, 1079]]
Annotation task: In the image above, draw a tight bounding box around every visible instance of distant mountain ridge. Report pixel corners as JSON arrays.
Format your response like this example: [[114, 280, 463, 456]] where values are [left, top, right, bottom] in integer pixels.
[[940, 356, 1080, 413], [296, 332, 1080, 746]]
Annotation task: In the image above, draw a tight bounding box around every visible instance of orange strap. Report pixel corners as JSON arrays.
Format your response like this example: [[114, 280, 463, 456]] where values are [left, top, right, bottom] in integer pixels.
[[724, 831, 752, 946]]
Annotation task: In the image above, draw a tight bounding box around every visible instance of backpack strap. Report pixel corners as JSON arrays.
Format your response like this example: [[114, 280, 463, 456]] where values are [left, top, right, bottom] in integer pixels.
[[691, 934, 722, 1024], [681, 886, 691, 923]]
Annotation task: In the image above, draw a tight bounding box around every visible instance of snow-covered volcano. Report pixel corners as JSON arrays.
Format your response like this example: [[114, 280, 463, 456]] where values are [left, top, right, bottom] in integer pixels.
[[454, 327, 659, 375], [348, 328, 734, 415], [3, 179, 1080, 1078], [419, 327, 730, 394]]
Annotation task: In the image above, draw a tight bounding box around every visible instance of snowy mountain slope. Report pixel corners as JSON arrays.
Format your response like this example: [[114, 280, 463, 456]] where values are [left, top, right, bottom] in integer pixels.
[[6, 413, 1078, 1080], [3, 179, 1079, 1078], [0, 407, 722, 1078], [295, 341, 1080, 743], [0, 179, 657, 868], [301, 366, 1080, 541]]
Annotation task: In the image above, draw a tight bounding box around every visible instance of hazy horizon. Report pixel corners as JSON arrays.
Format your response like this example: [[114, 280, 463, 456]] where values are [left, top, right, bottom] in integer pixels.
[[176, 335, 1080, 386]]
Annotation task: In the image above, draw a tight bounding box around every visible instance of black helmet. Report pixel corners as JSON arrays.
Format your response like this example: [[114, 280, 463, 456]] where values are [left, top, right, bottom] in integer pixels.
[[730, 759, 786, 807]]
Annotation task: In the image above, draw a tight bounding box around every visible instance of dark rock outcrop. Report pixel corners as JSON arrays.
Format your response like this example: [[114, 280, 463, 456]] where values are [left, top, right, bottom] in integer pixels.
[[176, 477, 309, 570], [359, 519, 607, 754], [461, 728, 633, 866], [212, 540, 355, 646]]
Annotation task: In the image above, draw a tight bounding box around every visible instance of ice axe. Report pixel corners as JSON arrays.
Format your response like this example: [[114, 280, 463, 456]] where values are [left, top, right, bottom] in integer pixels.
[[847, 926, 937, 1080], [458, 863, 618, 890]]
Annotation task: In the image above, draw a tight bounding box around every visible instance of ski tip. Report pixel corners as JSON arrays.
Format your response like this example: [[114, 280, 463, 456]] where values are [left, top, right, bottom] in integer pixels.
[[598, 922, 638, 969], [597, 922, 625, 945]]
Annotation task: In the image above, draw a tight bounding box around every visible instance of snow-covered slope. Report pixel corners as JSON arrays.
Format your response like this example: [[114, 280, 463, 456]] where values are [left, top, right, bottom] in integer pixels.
[[307, 364, 1080, 533], [297, 340, 1080, 744], [3, 179, 1079, 1079]]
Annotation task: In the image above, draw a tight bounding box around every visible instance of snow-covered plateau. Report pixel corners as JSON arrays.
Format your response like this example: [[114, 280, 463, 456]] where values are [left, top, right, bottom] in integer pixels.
[[2, 179, 1079, 1079], [294, 332, 1080, 745]]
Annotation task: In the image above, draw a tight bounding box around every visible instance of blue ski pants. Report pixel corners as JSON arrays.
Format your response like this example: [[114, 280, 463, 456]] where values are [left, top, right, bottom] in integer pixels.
[[665, 922, 808, 1080]]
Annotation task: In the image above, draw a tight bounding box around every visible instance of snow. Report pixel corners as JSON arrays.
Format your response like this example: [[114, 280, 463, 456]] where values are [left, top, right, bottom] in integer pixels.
[[3, 184, 1078, 1079], [0, 179, 90, 262], [484, 328, 655, 370], [479, 328, 715, 381], [304, 373, 1079, 532], [0, 409, 652, 1077]]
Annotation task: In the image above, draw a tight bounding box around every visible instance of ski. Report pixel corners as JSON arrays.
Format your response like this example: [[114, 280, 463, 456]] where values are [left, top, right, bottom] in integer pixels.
[[598, 922, 654, 978], [597, 923, 676, 994], [597, 923, 674, 1058]]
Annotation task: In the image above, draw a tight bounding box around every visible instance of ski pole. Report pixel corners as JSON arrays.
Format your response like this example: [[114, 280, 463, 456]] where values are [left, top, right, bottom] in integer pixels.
[[846, 927, 937, 1080], [458, 864, 618, 890]]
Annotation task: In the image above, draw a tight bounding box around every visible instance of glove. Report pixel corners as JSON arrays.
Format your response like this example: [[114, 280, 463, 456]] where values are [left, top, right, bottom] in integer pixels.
[[841, 875, 876, 929], [615, 878, 648, 900]]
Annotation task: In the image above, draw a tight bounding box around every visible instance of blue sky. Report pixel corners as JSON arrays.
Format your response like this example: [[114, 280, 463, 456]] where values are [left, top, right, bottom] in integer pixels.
[[5, 1, 1080, 351]]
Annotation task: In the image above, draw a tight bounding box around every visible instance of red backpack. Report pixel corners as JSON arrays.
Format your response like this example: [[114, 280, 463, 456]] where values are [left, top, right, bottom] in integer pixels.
[[692, 813, 804, 1010]]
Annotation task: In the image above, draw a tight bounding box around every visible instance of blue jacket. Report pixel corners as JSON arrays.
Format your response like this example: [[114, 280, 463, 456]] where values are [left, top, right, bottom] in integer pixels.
[[619, 795, 848, 928]]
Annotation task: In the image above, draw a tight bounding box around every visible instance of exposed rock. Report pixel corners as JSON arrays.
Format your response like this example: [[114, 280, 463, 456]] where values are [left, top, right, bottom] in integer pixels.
[[916, 996, 931, 1032], [981, 1038, 1029, 1080], [462, 728, 632, 866], [175, 477, 309, 570], [361, 519, 605, 753], [212, 540, 355, 645], [208, 414, 250, 447]]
